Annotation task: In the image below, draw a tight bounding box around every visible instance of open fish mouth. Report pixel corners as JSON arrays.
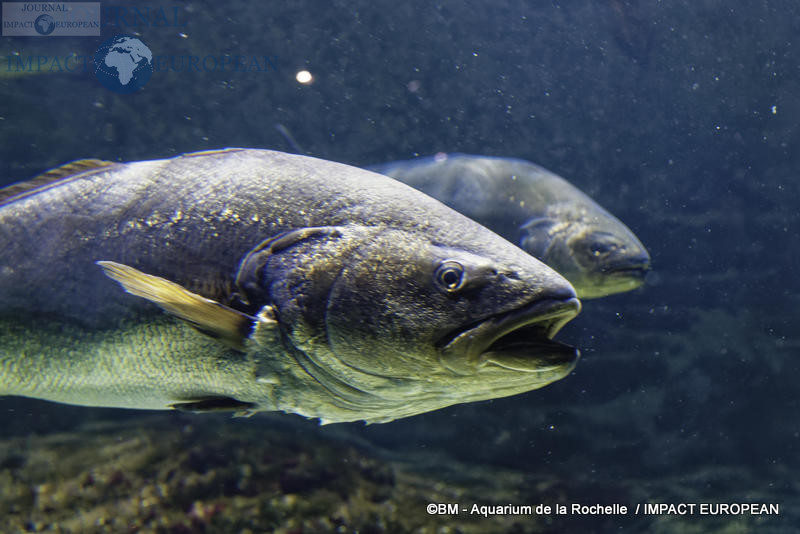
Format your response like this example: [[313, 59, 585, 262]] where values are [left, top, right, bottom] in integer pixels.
[[440, 297, 581, 375]]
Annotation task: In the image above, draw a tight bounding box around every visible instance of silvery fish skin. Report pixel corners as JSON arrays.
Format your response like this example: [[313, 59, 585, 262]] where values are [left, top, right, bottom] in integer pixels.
[[0, 149, 581, 424], [369, 154, 650, 299]]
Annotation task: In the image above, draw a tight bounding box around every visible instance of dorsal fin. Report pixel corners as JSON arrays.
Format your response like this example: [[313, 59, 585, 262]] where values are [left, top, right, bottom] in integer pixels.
[[0, 159, 115, 205], [181, 148, 246, 158]]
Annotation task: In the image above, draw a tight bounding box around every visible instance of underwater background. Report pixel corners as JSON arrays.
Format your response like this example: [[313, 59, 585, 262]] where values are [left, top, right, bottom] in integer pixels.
[[1, 0, 798, 532]]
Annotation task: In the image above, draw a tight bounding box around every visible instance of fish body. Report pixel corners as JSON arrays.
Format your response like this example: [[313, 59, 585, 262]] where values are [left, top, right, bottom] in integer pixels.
[[369, 154, 650, 299], [0, 149, 580, 423]]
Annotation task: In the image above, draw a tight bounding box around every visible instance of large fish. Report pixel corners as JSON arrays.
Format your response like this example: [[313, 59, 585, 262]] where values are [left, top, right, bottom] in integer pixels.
[[369, 154, 650, 299], [0, 149, 581, 424]]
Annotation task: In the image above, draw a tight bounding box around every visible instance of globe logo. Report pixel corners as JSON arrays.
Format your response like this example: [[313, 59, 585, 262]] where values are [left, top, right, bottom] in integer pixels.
[[94, 35, 153, 94], [34, 14, 56, 35]]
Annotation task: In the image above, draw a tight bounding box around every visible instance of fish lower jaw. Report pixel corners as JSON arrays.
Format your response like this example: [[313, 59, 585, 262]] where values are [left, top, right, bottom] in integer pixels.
[[577, 270, 648, 298], [439, 297, 581, 375]]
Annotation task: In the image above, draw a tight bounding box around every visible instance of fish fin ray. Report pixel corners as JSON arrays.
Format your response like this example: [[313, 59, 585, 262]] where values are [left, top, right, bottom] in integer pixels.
[[0, 159, 116, 206], [181, 148, 246, 158], [97, 260, 253, 350]]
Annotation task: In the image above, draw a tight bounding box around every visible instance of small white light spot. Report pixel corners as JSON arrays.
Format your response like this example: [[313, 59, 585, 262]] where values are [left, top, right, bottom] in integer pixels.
[[296, 70, 313, 84], [771, 105, 778, 114], [178, 32, 188, 39]]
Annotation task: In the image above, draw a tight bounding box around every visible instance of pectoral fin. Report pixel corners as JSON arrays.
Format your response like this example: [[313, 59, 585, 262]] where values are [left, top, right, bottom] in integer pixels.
[[97, 260, 255, 350]]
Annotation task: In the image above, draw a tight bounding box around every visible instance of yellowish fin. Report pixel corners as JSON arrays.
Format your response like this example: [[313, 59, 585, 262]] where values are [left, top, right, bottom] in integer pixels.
[[97, 260, 254, 350]]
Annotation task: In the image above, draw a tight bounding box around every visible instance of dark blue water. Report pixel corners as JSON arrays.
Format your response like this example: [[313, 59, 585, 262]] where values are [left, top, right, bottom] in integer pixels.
[[1, 1, 797, 532]]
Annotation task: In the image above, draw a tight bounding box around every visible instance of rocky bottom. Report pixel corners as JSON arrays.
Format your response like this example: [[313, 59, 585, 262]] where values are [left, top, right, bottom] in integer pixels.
[[0, 413, 792, 534]]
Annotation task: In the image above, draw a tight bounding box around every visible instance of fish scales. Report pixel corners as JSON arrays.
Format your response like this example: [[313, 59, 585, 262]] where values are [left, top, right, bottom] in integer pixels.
[[0, 149, 581, 423]]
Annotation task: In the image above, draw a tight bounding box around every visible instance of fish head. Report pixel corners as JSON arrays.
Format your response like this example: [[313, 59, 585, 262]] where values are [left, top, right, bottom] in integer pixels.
[[520, 203, 651, 299], [236, 224, 581, 419]]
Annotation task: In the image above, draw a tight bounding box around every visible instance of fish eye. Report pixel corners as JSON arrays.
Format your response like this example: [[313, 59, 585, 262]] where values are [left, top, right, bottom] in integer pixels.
[[582, 233, 622, 258], [434, 260, 466, 293], [590, 242, 618, 256]]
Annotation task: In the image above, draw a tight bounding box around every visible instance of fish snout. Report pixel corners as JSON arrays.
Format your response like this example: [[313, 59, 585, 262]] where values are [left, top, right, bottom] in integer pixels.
[[601, 248, 651, 281]]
